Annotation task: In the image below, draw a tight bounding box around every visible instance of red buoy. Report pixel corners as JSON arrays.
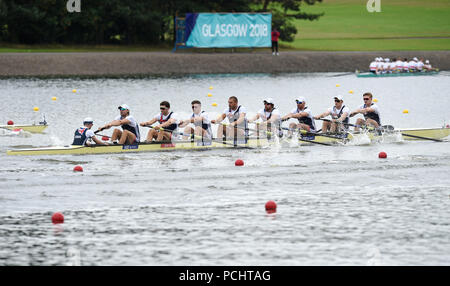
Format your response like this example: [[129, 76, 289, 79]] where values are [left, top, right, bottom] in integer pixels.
[[7, 120, 14, 125], [235, 159, 244, 166], [446, 124, 450, 128], [265, 200, 277, 213], [52, 212, 64, 224], [73, 165, 83, 172], [378, 152, 387, 159]]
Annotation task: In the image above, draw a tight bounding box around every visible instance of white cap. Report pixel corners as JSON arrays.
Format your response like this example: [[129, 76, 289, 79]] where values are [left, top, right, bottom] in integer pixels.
[[413, 57, 418, 61], [334, 95, 344, 101], [296, 97, 306, 103], [263, 98, 274, 105], [425, 60, 430, 64], [384, 58, 390, 62], [118, 104, 130, 110], [83, 117, 94, 124]]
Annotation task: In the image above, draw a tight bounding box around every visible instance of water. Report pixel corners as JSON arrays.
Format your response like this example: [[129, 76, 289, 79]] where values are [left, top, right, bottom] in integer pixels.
[[0, 72, 449, 265]]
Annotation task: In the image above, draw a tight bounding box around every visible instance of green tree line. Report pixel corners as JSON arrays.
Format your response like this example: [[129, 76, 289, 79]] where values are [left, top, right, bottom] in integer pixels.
[[0, 0, 322, 45]]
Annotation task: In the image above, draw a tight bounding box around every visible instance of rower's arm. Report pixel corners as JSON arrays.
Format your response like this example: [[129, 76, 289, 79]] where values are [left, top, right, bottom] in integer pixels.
[[281, 113, 292, 121], [159, 118, 177, 128], [314, 111, 330, 120], [290, 112, 308, 119], [231, 113, 246, 126], [211, 114, 226, 124], [99, 120, 121, 130], [337, 112, 349, 122], [140, 118, 157, 127], [248, 114, 260, 123], [349, 109, 362, 117]]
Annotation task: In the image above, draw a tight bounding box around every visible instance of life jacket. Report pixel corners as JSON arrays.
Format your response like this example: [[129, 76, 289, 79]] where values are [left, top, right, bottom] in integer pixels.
[[159, 112, 177, 131], [72, 127, 88, 145]]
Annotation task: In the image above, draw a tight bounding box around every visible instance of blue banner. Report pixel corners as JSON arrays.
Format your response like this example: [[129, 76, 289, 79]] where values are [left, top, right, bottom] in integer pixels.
[[185, 13, 271, 48]]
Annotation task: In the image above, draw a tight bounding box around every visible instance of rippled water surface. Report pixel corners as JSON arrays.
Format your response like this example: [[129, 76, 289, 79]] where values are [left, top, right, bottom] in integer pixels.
[[0, 72, 449, 265]]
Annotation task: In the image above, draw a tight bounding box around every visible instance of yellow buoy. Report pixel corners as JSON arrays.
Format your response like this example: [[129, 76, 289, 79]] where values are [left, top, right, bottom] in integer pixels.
[[209, 86, 213, 90], [33, 107, 39, 112], [336, 84, 340, 87], [212, 103, 217, 107], [403, 109, 409, 114], [52, 97, 57, 101], [349, 90, 354, 94], [373, 98, 378, 102], [72, 89, 77, 93], [207, 93, 212, 97]]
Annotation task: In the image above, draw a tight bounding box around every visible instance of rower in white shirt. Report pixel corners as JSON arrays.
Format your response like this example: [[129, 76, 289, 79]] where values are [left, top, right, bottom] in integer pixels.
[[424, 60, 432, 71], [178, 100, 212, 140], [382, 58, 391, 73], [349, 92, 381, 132], [408, 58, 417, 72], [140, 101, 179, 142], [281, 96, 316, 134], [98, 104, 140, 145], [369, 58, 378, 74], [394, 58, 403, 72], [248, 98, 283, 137], [314, 95, 350, 134], [211, 96, 248, 140], [402, 58, 409, 73], [416, 58, 424, 72]]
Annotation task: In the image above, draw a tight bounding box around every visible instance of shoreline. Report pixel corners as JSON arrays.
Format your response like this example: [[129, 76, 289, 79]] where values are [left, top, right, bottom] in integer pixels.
[[0, 51, 448, 77]]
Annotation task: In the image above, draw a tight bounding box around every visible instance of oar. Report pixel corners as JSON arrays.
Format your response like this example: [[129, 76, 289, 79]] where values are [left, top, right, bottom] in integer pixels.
[[143, 125, 203, 140], [281, 126, 344, 140], [280, 127, 332, 146], [400, 132, 442, 142]]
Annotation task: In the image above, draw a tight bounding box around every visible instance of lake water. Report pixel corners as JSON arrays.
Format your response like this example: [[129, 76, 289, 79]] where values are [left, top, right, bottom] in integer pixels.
[[0, 72, 449, 265]]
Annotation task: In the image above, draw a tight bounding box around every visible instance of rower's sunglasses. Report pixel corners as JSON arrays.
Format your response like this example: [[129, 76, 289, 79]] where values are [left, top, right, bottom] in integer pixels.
[[296, 101, 303, 104], [363, 98, 370, 101], [160, 107, 167, 110], [335, 99, 341, 102], [119, 107, 127, 111], [192, 105, 199, 109]]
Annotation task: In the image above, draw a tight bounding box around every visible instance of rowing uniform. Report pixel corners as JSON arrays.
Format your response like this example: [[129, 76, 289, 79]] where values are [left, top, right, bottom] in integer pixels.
[[72, 127, 95, 146], [369, 61, 377, 73], [403, 61, 409, 72], [114, 115, 140, 142], [153, 112, 179, 132], [223, 105, 248, 135], [257, 107, 283, 137], [395, 60, 403, 72], [389, 61, 397, 72], [382, 62, 390, 73], [290, 106, 316, 131], [416, 61, 424, 71], [408, 60, 417, 72], [327, 105, 350, 126], [359, 103, 381, 125], [190, 111, 212, 139]]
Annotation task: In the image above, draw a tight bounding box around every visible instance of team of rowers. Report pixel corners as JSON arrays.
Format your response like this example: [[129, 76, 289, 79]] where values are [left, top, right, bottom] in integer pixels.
[[369, 57, 434, 74], [73, 92, 381, 146]]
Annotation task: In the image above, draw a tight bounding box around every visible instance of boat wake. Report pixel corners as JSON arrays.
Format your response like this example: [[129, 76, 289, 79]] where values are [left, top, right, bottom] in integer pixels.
[[0, 128, 32, 138]]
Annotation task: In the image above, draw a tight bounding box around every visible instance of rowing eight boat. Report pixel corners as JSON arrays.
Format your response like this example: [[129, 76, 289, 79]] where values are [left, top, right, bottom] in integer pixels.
[[6, 127, 449, 156], [356, 70, 439, 78], [0, 123, 48, 134]]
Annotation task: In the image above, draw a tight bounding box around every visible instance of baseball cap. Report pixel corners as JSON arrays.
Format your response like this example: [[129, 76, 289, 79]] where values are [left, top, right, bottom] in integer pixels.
[[334, 95, 344, 101], [263, 98, 274, 105], [413, 57, 418, 61], [118, 104, 130, 110], [425, 60, 430, 64], [384, 58, 390, 62], [295, 97, 306, 104], [83, 117, 94, 124]]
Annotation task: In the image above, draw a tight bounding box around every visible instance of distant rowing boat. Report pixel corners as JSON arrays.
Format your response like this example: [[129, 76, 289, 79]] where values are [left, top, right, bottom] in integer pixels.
[[6, 127, 449, 156], [0, 123, 48, 134], [355, 70, 439, 78]]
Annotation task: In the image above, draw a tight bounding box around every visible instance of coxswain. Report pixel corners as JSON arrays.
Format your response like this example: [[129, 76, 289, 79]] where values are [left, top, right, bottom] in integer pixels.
[[140, 101, 178, 142], [178, 100, 212, 140], [314, 95, 350, 134], [349, 92, 381, 131], [97, 104, 140, 145], [211, 96, 248, 140], [73, 118, 107, 146]]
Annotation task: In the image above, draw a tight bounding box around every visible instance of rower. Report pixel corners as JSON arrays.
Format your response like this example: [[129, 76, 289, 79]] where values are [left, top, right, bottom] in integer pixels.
[[424, 60, 432, 71], [140, 101, 178, 142], [73, 117, 107, 146], [402, 58, 409, 73], [178, 100, 212, 140], [97, 104, 140, 145], [211, 96, 248, 140], [369, 58, 378, 74], [314, 95, 349, 134], [416, 58, 424, 72], [248, 98, 283, 138], [383, 58, 391, 73], [281, 97, 316, 135], [408, 58, 417, 72], [394, 57, 403, 73], [349, 92, 381, 132]]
